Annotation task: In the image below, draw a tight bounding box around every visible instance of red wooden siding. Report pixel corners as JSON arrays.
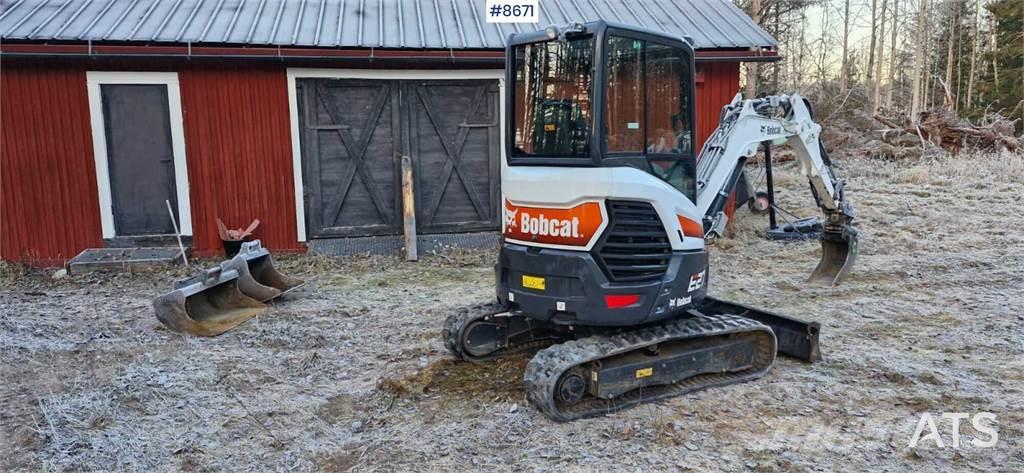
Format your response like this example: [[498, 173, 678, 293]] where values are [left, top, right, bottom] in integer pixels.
[[694, 62, 743, 221], [178, 65, 303, 256], [1, 65, 103, 265], [694, 62, 741, 151], [1, 57, 743, 265]]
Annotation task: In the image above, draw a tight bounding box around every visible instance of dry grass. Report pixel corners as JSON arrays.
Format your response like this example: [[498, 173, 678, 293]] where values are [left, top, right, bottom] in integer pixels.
[[3, 150, 1024, 472]]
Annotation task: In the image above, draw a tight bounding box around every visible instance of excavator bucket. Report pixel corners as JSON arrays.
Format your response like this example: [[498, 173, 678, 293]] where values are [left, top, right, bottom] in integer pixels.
[[809, 224, 859, 286], [224, 240, 305, 301], [153, 266, 267, 337]]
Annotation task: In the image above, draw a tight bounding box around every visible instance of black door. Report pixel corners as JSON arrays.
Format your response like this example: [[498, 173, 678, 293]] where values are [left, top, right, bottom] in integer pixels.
[[101, 84, 178, 236], [297, 78, 500, 239]]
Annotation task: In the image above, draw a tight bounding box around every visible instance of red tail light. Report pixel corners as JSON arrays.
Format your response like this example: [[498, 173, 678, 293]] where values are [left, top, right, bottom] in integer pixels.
[[605, 294, 641, 309]]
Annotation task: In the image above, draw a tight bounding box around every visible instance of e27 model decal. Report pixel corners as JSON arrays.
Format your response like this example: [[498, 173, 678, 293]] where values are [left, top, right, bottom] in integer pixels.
[[687, 270, 706, 293]]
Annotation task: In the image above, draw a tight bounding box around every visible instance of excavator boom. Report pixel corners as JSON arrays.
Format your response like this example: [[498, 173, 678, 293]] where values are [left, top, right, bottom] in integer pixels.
[[696, 93, 858, 285]]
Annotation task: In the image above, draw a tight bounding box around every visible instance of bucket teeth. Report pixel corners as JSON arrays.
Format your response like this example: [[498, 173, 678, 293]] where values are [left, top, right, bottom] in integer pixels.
[[153, 240, 304, 336]]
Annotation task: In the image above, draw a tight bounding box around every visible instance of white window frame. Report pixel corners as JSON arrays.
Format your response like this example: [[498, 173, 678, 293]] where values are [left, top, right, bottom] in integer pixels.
[[86, 71, 192, 238], [285, 68, 506, 242]]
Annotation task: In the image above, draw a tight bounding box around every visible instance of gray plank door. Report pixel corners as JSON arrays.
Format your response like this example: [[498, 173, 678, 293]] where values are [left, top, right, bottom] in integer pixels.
[[299, 79, 401, 237], [100, 84, 178, 236], [408, 80, 501, 234], [298, 78, 500, 238]]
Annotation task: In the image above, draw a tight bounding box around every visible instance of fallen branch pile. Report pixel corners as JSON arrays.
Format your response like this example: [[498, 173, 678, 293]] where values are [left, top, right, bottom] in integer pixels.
[[873, 110, 1020, 154]]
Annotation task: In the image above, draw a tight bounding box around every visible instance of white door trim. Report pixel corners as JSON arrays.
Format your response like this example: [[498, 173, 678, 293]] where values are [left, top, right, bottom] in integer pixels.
[[86, 71, 192, 238], [285, 68, 505, 242]]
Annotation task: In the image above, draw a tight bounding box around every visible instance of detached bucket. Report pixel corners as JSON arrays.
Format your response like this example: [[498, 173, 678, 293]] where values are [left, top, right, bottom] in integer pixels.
[[809, 224, 859, 286], [153, 266, 267, 337], [227, 240, 305, 302]]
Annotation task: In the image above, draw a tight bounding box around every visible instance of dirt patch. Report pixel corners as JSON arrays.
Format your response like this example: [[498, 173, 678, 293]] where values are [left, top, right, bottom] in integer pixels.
[[2, 152, 1023, 471]]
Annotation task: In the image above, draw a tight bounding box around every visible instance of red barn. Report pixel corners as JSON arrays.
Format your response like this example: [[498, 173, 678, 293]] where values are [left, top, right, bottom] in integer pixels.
[[0, 0, 778, 266]]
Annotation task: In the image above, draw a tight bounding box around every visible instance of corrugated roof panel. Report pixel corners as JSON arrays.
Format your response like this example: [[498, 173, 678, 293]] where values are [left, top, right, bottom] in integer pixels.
[[0, 0, 776, 49]]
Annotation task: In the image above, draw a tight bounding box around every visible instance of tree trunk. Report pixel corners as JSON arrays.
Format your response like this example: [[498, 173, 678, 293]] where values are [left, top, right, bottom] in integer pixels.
[[911, 0, 928, 122], [955, 17, 963, 113], [745, 0, 763, 98], [990, 15, 1000, 91], [943, 8, 958, 111], [840, 0, 851, 92], [923, 3, 932, 110], [867, 0, 879, 82], [772, 4, 780, 91], [797, 12, 806, 87], [886, 0, 901, 108], [965, 0, 981, 108], [873, 0, 889, 110]]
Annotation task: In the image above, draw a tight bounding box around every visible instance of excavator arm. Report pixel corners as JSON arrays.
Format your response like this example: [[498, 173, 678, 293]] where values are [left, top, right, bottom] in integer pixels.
[[695, 93, 858, 285]]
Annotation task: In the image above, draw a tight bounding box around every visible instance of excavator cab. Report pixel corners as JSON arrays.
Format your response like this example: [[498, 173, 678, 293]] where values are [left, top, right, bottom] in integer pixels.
[[509, 21, 698, 205]]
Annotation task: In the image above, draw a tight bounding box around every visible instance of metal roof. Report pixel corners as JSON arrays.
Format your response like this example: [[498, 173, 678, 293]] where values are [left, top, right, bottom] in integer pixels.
[[0, 0, 776, 50]]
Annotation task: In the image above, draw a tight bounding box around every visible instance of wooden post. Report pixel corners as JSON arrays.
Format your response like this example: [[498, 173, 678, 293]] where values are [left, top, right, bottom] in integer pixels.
[[400, 155, 418, 261]]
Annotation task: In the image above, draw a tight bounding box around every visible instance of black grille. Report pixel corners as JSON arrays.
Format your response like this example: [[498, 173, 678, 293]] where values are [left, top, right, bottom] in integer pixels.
[[596, 201, 672, 282]]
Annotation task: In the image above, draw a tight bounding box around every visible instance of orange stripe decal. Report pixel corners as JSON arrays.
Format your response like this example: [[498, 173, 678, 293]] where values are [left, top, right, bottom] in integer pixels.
[[504, 199, 605, 247], [677, 215, 705, 239]]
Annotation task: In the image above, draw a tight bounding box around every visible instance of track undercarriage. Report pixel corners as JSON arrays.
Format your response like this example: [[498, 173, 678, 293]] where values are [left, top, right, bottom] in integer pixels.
[[443, 299, 820, 421]]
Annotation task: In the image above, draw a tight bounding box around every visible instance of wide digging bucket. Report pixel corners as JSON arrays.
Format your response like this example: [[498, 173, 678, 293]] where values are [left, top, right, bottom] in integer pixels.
[[809, 224, 859, 286], [153, 266, 267, 337], [224, 240, 304, 302]]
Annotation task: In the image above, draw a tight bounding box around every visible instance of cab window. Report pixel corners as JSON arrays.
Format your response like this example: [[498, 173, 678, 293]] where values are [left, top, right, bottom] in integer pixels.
[[604, 35, 694, 202]]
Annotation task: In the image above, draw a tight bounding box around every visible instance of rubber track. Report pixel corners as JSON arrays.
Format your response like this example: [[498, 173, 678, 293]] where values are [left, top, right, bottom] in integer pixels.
[[442, 302, 559, 364], [523, 314, 777, 421]]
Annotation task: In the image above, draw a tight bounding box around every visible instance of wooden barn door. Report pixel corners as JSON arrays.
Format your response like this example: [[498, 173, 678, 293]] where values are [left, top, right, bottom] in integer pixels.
[[407, 80, 501, 233], [299, 80, 401, 237], [298, 78, 500, 239]]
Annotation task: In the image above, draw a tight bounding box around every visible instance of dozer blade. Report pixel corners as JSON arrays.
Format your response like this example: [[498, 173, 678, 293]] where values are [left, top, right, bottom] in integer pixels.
[[809, 223, 859, 286], [228, 240, 305, 301], [153, 266, 267, 337]]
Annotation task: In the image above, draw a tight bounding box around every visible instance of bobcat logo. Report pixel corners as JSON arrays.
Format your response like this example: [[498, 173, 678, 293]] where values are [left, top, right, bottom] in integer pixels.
[[505, 208, 519, 230]]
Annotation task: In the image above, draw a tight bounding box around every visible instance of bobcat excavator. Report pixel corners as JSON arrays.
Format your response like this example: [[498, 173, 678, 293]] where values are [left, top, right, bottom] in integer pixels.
[[443, 21, 858, 421]]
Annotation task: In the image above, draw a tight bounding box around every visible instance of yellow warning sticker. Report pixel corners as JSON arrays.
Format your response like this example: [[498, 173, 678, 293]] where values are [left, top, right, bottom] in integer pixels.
[[635, 367, 653, 379], [521, 274, 546, 291], [544, 123, 557, 132]]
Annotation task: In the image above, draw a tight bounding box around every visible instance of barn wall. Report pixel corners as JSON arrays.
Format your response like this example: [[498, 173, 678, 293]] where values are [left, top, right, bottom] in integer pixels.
[[177, 66, 303, 256], [694, 62, 743, 220], [1, 59, 302, 265], [694, 62, 741, 151], [0, 65, 103, 265], [1, 56, 745, 265]]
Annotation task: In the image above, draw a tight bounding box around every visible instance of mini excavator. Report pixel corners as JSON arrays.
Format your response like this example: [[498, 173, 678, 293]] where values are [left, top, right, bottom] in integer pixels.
[[443, 21, 858, 421]]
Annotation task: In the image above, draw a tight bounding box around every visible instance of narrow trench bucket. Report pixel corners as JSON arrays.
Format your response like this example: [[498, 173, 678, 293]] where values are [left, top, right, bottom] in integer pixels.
[[229, 240, 305, 301], [153, 266, 266, 337], [809, 224, 859, 286]]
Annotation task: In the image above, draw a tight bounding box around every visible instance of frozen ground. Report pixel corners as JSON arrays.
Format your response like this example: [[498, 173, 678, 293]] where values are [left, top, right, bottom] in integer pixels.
[[2, 152, 1023, 472]]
